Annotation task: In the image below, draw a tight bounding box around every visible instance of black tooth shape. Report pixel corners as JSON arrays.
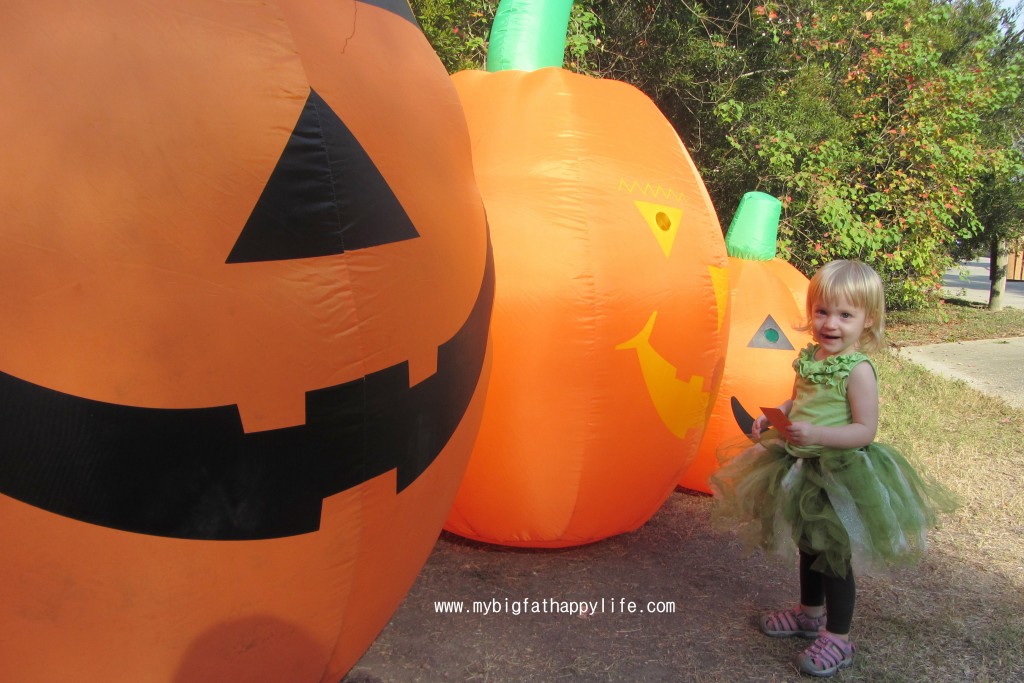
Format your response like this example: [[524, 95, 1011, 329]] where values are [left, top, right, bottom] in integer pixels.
[[730, 396, 756, 439]]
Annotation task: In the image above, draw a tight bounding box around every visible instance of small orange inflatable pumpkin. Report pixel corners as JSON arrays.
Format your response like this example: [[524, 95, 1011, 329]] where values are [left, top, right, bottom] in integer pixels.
[[679, 192, 811, 493], [0, 2, 490, 681], [443, 0, 729, 547]]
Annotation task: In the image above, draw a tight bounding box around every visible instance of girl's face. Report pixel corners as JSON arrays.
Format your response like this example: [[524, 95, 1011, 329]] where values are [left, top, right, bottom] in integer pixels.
[[811, 295, 872, 357]]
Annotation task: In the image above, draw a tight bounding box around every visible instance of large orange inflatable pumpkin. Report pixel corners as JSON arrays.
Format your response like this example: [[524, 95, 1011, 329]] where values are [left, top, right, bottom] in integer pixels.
[[679, 192, 811, 493], [443, 0, 729, 547], [0, 2, 491, 681]]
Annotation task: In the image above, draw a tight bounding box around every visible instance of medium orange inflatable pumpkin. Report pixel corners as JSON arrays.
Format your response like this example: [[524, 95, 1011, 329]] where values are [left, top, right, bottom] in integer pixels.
[[679, 192, 811, 493], [443, 0, 729, 547], [0, 2, 491, 682]]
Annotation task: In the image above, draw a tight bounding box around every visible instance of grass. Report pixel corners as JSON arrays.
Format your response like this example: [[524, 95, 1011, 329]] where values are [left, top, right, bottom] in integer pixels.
[[350, 300, 1024, 683], [854, 302, 1024, 681], [886, 299, 1024, 346]]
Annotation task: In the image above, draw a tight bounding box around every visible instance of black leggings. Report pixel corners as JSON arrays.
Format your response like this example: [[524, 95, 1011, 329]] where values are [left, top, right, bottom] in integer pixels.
[[799, 550, 856, 635]]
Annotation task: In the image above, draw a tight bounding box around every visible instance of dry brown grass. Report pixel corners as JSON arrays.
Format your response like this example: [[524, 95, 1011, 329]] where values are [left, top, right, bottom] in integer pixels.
[[346, 309, 1024, 682], [850, 351, 1024, 682], [886, 301, 1024, 347]]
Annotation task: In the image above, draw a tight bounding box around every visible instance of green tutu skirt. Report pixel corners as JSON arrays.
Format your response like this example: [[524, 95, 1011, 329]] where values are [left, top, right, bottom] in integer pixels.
[[709, 431, 958, 577]]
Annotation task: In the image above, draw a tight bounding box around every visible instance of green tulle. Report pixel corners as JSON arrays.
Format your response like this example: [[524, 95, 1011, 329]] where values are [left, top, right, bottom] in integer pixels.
[[711, 345, 957, 577], [710, 433, 959, 577]]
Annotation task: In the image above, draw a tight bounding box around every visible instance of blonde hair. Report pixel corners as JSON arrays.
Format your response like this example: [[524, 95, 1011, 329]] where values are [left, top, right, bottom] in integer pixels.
[[803, 260, 886, 352]]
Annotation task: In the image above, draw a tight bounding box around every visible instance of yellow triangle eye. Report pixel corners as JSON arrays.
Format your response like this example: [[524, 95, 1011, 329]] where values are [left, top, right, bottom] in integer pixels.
[[634, 201, 682, 258]]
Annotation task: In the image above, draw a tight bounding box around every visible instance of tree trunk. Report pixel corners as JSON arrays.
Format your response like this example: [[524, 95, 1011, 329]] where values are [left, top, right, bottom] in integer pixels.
[[989, 237, 1008, 311]]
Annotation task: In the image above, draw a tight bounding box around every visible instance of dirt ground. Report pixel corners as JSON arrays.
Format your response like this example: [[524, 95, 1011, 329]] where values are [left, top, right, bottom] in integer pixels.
[[342, 485, 1024, 682]]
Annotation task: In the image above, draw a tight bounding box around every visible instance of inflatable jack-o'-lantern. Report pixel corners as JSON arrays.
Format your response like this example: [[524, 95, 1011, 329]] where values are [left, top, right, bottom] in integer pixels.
[[443, 0, 729, 547], [679, 192, 811, 493], [0, 3, 491, 682]]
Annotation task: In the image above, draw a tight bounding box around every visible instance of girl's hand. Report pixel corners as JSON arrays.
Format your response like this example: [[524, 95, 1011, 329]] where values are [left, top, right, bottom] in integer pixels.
[[751, 415, 770, 439], [783, 421, 818, 446]]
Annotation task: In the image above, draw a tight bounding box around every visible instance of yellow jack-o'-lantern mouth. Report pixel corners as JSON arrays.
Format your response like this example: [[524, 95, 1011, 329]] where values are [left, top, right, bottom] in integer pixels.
[[0, 248, 493, 541], [615, 264, 729, 439], [616, 311, 710, 439]]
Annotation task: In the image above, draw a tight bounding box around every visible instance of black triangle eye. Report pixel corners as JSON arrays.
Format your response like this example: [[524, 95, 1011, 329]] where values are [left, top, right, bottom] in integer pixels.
[[227, 88, 418, 264], [746, 314, 795, 350]]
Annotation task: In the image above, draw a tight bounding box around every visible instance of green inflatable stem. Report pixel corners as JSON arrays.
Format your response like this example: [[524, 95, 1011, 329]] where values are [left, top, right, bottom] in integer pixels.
[[486, 0, 575, 72], [724, 192, 782, 261]]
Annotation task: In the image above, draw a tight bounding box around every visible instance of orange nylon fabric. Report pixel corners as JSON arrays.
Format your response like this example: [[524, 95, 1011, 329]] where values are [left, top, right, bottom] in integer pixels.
[[445, 67, 729, 547], [680, 257, 812, 493], [0, 0, 485, 432], [0, 2, 488, 681]]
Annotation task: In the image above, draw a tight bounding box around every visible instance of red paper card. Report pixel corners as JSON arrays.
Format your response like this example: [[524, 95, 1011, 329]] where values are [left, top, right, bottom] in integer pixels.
[[760, 407, 792, 430]]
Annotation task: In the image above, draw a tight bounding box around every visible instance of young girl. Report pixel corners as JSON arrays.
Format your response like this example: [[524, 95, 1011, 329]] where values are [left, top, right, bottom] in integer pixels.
[[710, 260, 957, 678]]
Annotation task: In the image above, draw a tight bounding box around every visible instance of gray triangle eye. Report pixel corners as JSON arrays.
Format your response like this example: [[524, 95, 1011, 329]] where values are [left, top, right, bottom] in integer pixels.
[[746, 315, 794, 350]]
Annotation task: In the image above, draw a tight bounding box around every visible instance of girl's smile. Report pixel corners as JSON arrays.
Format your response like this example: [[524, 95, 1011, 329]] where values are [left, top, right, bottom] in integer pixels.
[[812, 296, 872, 358]]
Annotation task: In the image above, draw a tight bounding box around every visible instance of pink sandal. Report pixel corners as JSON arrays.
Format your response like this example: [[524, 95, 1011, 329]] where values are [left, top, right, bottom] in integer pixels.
[[760, 606, 826, 638], [795, 631, 855, 677]]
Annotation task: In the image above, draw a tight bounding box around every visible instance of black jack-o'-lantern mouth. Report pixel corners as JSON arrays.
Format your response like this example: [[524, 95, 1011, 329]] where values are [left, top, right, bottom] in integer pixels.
[[730, 396, 756, 438], [0, 67, 494, 542], [0, 244, 493, 541]]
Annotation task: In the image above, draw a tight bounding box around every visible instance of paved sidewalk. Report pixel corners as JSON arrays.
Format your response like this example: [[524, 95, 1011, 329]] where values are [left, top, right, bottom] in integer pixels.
[[940, 257, 1024, 307], [899, 258, 1024, 411], [899, 337, 1024, 410]]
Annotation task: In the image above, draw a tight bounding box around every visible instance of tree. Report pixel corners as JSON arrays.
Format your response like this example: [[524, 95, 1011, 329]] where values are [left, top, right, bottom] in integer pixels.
[[704, 0, 1020, 308], [411, 0, 604, 74], [411, 0, 1024, 310], [411, 0, 494, 73], [949, 0, 1024, 310], [578, 0, 1024, 308]]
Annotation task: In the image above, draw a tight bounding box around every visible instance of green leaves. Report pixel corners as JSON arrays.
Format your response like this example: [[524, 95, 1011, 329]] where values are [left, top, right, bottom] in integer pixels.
[[710, 0, 1021, 308], [411, 0, 1023, 309], [412, 0, 495, 72], [411, 0, 603, 74]]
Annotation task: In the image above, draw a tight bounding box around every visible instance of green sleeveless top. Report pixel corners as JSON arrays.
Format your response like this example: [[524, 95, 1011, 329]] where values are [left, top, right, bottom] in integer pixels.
[[786, 344, 876, 458]]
